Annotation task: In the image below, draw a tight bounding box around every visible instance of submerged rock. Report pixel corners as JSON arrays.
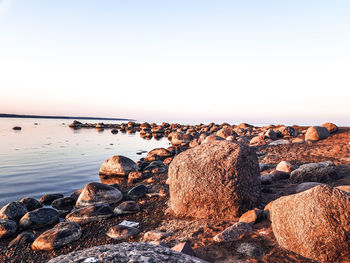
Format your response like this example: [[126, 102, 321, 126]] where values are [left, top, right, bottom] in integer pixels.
[[99, 155, 139, 176], [32, 222, 81, 251], [168, 141, 260, 219], [76, 182, 123, 207], [47, 242, 208, 263]]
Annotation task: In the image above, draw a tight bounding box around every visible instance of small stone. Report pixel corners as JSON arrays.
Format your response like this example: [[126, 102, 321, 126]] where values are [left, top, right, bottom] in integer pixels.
[[19, 197, 43, 212], [276, 161, 292, 173], [127, 184, 147, 199], [128, 171, 143, 184], [269, 139, 291, 146], [66, 204, 113, 224], [8, 231, 35, 248], [107, 225, 140, 240], [237, 243, 263, 258], [144, 230, 171, 241], [40, 193, 64, 205], [114, 201, 140, 215], [213, 222, 252, 242], [32, 222, 82, 251], [171, 241, 195, 256], [239, 208, 263, 225], [52, 197, 76, 211], [19, 208, 59, 229], [0, 201, 27, 221], [0, 219, 17, 239]]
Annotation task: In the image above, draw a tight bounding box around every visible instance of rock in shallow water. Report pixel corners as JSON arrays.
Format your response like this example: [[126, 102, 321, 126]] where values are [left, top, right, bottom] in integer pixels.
[[32, 222, 82, 251], [271, 185, 350, 262], [0, 201, 27, 221], [99, 155, 139, 176], [47, 242, 208, 263], [76, 182, 123, 207], [66, 204, 113, 224], [19, 208, 59, 229], [19, 197, 43, 212], [0, 219, 17, 239]]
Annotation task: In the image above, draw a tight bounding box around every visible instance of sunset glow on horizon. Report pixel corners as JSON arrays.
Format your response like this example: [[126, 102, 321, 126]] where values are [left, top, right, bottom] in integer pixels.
[[1, 0, 349, 125]]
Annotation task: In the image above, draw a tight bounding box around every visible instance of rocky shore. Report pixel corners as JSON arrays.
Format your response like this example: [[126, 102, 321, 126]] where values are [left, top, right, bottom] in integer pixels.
[[1, 121, 350, 262]]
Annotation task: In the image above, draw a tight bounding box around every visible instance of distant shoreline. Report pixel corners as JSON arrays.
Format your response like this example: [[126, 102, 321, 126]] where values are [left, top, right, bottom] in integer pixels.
[[0, 113, 135, 121]]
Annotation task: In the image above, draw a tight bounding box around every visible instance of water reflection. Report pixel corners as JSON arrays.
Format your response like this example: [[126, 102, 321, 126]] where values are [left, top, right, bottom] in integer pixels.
[[99, 174, 126, 185]]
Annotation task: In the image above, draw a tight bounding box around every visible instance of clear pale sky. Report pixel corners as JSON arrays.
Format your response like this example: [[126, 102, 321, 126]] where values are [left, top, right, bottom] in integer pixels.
[[0, 0, 349, 125]]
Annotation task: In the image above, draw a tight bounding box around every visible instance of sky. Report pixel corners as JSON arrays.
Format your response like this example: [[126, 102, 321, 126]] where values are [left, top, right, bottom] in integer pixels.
[[0, 0, 349, 125]]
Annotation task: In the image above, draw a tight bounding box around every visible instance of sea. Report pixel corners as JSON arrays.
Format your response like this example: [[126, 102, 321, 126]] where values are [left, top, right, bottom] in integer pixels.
[[0, 118, 170, 207]]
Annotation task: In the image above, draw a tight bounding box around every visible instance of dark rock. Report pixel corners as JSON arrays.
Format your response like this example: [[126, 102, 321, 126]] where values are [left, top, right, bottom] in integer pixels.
[[127, 184, 147, 199], [99, 155, 139, 176], [107, 225, 140, 240], [32, 222, 81, 251], [237, 243, 263, 258], [168, 141, 261, 219], [19, 197, 43, 212], [19, 208, 59, 229], [12, 126, 22, 130], [239, 208, 263, 225], [47, 243, 208, 263], [0, 201, 27, 221], [66, 204, 113, 224], [213, 222, 252, 242], [51, 197, 76, 211], [70, 189, 83, 201], [0, 219, 17, 239], [271, 185, 350, 262], [127, 171, 143, 184], [111, 129, 119, 134], [40, 193, 64, 205], [76, 182, 122, 207], [295, 182, 325, 193], [321, 122, 338, 133], [8, 231, 35, 248], [171, 241, 195, 256], [289, 161, 337, 183], [305, 126, 330, 141], [114, 201, 140, 215]]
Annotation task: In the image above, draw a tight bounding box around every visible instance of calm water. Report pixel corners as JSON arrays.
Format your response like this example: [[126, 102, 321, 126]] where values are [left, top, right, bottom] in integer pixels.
[[0, 118, 169, 207]]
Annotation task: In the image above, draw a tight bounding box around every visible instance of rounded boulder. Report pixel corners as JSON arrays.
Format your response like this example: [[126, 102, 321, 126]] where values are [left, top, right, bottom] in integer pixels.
[[99, 155, 139, 176], [168, 141, 260, 219]]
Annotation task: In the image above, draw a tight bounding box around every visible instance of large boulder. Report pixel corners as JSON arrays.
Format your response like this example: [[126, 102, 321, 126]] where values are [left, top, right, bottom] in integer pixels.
[[76, 182, 122, 207], [32, 222, 81, 251], [47, 242, 208, 263], [99, 155, 139, 176], [289, 161, 337, 183], [321, 122, 338, 133], [271, 185, 350, 262], [305, 126, 330, 141], [168, 141, 260, 219]]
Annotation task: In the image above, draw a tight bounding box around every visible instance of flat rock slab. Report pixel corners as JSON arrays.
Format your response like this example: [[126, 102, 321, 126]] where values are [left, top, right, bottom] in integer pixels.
[[19, 208, 59, 229], [48, 242, 208, 263], [32, 222, 81, 251], [66, 204, 113, 224]]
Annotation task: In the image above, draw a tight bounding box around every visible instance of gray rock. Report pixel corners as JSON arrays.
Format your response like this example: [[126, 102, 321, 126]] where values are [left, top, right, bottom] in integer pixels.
[[114, 201, 140, 215], [290, 161, 337, 183], [47, 242, 208, 263], [0, 219, 17, 239], [19, 197, 43, 212], [107, 225, 140, 240], [0, 201, 27, 221], [269, 139, 291, 146], [237, 243, 263, 258], [40, 193, 64, 205], [19, 208, 59, 229], [66, 204, 113, 224], [295, 182, 325, 193], [51, 197, 76, 211], [76, 182, 123, 207], [168, 141, 261, 219], [99, 155, 139, 176], [213, 222, 252, 242], [32, 222, 81, 251], [8, 231, 35, 248], [127, 184, 147, 199], [305, 126, 330, 141]]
